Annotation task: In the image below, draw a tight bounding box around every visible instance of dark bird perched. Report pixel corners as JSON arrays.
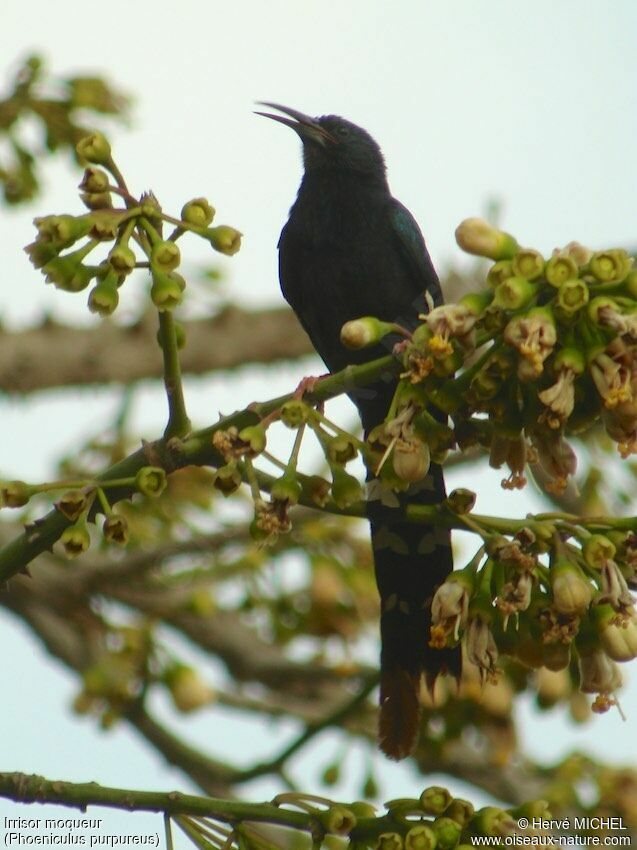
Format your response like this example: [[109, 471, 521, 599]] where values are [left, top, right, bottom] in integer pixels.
[[258, 103, 460, 759]]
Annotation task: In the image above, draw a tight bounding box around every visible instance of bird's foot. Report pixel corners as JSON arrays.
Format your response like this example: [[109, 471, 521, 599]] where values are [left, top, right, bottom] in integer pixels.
[[293, 374, 322, 399], [293, 374, 327, 413], [392, 339, 410, 358]]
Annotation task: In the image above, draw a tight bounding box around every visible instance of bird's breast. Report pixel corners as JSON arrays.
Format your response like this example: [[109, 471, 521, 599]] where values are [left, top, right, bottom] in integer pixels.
[[278, 193, 418, 375]]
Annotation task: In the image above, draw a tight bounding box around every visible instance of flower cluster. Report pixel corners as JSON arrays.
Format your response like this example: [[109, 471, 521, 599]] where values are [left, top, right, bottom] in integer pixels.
[[455, 222, 637, 489], [25, 132, 242, 318], [342, 219, 636, 496], [263, 787, 556, 849], [429, 525, 637, 712], [0, 465, 171, 557]]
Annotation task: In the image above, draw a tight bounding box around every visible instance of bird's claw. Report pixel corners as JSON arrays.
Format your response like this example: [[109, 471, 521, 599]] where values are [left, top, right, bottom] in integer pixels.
[[293, 374, 322, 399], [392, 339, 410, 358], [293, 374, 327, 413]]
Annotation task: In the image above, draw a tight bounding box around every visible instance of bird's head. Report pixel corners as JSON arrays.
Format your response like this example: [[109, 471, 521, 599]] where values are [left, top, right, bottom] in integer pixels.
[[256, 102, 385, 177]]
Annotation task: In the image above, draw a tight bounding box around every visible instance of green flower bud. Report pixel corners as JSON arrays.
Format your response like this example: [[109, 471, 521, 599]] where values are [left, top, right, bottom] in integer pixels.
[[458, 290, 494, 318], [545, 252, 579, 287], [445, 488, 476, 514], [213, 463, 242, 496], [80, 191, 113, 211], [553, 346, 586, 375], [330, 466, 363, 509], [43, 247, 98, 292], [108, 244, 136, 275], [472, 806, 516, 838], [511, 248, 545, 281], [511, 800, 551, 821], [326, 435, 358, 464], [432, 817, 462, 850], [151, 240, 181, 272], [349, 801, 377, 818], [455, 217, 519, 260], [582, 534, 616, 568], [593, 604, 637, 662], [486, 260, 513, 288], [88, 271, 120, 317], [165, 664, 214, 712], [271, 473, 302, 505], [140, 192, 162, 220], [237, 424, 267, 456], [55, 489, 92, 521], [88, 210, 130, 242], [280, 400, 312, 428], [151, 268, 183, 311], [0, 480, 33, 508], [34, 214, 92, 249], [376, 833, 403, 850], [302, 474, 330, 507], [24, 239, 59, 269], [102, 514, 129, 546], [205, 225, 242, 256], [60, 521, 91, 558], [492, 276, 537, 311], [444, 799, 474, 827], [340, 316, 395, 349], [76, 131, 112, 165], [79, 167, 110, 193], [590, 249, 633, 284], [556, 278, 589, 315], [404, 825, 436, 850], [420, 786, 453, 815], [550, 557, 593, 616], [320, 806, 357, 836], [135, 466, 167, 498], [181, 198, 215, 227]]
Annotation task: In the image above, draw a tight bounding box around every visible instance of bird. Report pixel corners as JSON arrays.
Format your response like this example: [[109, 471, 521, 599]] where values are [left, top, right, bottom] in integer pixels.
[[257, 102, 461, 759]]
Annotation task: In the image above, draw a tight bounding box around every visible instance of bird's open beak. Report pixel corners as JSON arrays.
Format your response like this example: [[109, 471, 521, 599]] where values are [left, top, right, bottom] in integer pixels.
[[255, 102, 335, 146]]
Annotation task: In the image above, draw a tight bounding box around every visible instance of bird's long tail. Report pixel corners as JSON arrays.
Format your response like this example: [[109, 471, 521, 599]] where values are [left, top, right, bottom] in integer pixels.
[[359, 393, 461, 760]]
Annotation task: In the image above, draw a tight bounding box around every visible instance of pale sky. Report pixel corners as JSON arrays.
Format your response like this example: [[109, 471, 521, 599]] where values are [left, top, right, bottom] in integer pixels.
[[1, 0, 636, 840]]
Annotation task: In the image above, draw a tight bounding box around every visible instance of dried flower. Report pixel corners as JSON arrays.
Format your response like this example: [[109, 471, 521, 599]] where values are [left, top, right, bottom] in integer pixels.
[[466, 613, 499, 684], [431, 576, 472, 643], [538, 369, 576, 428], [590, 351, 632, 410], [503, 307, 556, 376], [578, 649, 622, 694], [598, 559, 634, 613]]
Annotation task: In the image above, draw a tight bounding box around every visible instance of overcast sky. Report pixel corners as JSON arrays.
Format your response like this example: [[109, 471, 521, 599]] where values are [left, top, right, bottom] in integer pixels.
[[1, 0, 637, 841]]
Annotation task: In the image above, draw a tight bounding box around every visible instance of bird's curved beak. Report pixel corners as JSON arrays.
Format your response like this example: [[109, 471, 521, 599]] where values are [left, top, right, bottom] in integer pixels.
[[255, 102, 335, 147]]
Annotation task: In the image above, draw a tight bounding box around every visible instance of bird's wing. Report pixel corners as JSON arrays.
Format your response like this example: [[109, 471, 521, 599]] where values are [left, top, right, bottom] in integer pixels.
[[387, 199, 443, 309]]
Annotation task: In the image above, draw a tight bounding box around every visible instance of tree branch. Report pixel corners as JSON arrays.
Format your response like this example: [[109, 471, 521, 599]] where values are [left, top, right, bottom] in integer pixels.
[[0, 306, 313, 394]]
